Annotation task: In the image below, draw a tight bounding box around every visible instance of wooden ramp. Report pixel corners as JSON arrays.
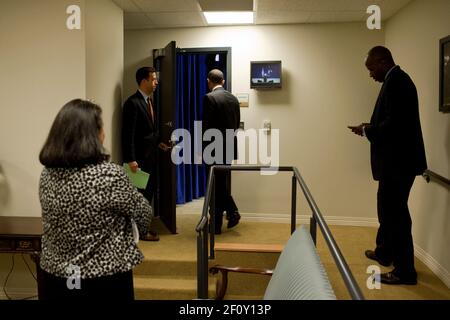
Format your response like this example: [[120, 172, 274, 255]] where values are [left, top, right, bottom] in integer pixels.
[[134, 214, 290, 300], [215, 243, 284, 253], [210, 242, 285, 299]]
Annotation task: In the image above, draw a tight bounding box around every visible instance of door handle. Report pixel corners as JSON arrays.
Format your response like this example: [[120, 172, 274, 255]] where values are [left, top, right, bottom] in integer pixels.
[[169, 134, 177, 148]]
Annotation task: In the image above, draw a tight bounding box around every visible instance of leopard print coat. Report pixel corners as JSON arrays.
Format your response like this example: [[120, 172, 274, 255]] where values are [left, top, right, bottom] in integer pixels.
[[39, 161, 152, 279]]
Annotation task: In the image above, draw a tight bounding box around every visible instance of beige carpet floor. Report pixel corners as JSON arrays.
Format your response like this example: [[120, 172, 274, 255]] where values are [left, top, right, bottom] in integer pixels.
[[138, 200, 450, 300]]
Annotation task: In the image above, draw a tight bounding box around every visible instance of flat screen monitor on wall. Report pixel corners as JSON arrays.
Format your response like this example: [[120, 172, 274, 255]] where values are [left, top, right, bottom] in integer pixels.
[[250, 61, 282, 89]]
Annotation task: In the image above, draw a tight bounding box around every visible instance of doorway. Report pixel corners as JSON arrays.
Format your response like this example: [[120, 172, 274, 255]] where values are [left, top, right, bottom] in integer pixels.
[[175, 47, 232, 205], [153, 43, 231, 233]]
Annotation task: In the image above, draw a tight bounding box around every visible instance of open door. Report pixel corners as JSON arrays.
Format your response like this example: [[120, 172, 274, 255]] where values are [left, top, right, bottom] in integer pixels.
[[153, 41, 177, 234]]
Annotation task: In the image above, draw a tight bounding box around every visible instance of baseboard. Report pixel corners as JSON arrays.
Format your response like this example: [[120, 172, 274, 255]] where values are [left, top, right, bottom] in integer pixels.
[[0, 287, 37, 300], [178, 210, 379, 227], [231, 212, 379, 227], [414, 245, 450, 289]]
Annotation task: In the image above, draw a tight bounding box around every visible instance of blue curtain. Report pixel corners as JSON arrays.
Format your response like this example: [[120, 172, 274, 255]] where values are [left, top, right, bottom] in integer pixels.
[[175, 54, 208, 204]]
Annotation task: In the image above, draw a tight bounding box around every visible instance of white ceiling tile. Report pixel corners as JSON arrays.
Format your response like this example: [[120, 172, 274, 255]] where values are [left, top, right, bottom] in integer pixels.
[[256, 0, 314, 11], [124, 13, 154, 29], [305, 0, 355, 12], [307, 11, 337, 23], [132, 0, 200, 12], [198, 0, 254, 11], [146, 12, 207, 27], [120, 0, 414, 29], [380, 0, 414, 19], [328, 11, 366, 22], [308, 10, 366, 23], [340, 11, 367, 22], [112, 0, 141, 12], [256, 0, 399, 13], [255, 11, 311, 24], [332, 0, 384, 12]]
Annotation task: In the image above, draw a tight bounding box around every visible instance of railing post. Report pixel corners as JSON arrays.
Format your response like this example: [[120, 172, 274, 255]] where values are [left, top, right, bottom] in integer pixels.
[[209, 173, 215, 259], [197, 229, 208, 299], [291, 174, 297, 234], [310, 216, 317, 246]]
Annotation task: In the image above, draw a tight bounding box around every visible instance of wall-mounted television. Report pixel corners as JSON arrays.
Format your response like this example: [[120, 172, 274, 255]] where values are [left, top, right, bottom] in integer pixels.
[[250, 60, 282, 89]]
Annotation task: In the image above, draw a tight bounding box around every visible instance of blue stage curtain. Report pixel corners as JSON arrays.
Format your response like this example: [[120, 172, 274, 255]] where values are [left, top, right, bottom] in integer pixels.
[[175, 54, 208, 204]]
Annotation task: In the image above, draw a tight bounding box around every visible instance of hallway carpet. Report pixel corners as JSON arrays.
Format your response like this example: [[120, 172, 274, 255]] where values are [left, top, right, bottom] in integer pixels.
[[135, 200, 450, 300]]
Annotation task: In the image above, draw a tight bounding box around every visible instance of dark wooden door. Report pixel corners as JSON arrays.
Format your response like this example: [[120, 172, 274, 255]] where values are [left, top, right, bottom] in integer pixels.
[[153, 41, 177, 234]]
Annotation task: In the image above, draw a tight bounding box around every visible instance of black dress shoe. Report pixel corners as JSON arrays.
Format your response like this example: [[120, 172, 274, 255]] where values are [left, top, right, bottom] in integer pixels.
[[380, 272, 417, 285], [365, 250, 392, 267], [227, 212, 241, 229], [141, 230, 160, 241]]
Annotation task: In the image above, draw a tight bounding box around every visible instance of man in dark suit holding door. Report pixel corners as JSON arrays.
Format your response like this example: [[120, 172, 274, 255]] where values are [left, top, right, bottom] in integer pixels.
[[122, 66, 170, 241], [203, 69, 241, 235], [349, 46, 427, 285]]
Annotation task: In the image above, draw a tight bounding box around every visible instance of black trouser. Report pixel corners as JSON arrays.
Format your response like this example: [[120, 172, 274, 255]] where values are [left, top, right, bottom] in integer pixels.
[[39, 269, 135, 300], [206, 165, 238, 231], [140, 164, 157, 207], [375, 174, 417, 277]]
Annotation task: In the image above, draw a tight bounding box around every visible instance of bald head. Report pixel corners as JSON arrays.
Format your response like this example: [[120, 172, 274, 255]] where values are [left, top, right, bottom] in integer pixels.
[[365, 46, 396, 82], [207, 69, 225, 90], [367, 46, 395, 64], [207, 69, 224, 84]]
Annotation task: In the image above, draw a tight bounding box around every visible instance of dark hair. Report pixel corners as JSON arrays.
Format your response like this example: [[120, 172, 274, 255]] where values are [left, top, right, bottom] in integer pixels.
[[207, 69, 224, 85], [39, 99, 109, 168], [136, 66, 156, 85], [368, 46, 395, 64]]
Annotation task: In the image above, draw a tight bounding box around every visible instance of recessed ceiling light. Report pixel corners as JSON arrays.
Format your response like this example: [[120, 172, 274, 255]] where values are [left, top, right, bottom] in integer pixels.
[[203, 11, 254, 25]]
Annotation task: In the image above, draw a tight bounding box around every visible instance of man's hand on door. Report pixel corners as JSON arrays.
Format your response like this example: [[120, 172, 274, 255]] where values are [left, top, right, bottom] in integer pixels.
[[158, 142, 171, 152]]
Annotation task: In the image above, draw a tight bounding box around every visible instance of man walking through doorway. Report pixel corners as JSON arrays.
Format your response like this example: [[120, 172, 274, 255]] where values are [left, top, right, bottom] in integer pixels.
[[202, 69, 241, 235]]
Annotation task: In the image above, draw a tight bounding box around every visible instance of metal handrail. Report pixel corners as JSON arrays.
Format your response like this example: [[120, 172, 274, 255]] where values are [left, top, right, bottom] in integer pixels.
[[291, 167, 363, 300], [422, 169, 450, 186], [196, 165, 365, 300]]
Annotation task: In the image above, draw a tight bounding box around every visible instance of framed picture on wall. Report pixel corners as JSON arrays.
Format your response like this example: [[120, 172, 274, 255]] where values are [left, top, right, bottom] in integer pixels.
[[439, 35, 450, 113]]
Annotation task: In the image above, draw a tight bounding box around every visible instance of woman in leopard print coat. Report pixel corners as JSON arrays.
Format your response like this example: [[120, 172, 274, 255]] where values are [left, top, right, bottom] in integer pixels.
[[38, 99, 152, 300]]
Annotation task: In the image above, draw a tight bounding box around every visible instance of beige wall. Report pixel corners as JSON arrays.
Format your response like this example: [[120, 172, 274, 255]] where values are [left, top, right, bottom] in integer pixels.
[[0, 0, 123, 298], [0, 0, 86, 217], [386, 0, 450, 286], [0, 0, 123, 217], [86, 0, 124, 162], [124, 24, 384, 220], [0, 0, 85, 299]]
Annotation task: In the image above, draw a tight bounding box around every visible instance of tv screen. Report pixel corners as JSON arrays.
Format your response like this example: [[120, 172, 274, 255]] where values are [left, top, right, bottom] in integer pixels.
[[250, 61, 282, 88]]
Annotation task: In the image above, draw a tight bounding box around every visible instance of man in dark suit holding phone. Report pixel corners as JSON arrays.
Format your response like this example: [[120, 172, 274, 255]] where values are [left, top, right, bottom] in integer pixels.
[[203, 69, 241, 235], [348, 46, 427, 285], [122, 67, 170, 241]]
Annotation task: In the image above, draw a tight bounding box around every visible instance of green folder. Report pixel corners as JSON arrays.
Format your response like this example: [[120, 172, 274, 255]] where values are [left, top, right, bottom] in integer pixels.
[[123, 163, 150, 189]]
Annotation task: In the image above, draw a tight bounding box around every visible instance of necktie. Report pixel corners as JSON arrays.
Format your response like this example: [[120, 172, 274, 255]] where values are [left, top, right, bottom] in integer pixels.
[[147, 97, 154, 123]]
